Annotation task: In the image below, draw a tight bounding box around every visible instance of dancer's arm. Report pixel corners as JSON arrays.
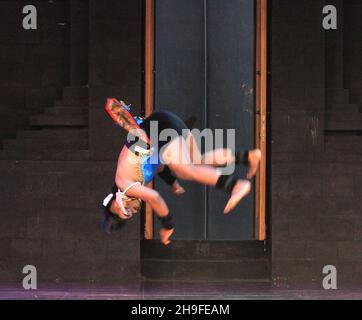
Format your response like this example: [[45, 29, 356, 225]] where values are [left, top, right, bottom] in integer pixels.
[[116, 177, 169, 217]]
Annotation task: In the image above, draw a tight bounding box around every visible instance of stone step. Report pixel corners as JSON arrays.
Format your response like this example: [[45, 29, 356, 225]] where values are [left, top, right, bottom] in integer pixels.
[[0, 149, 90, 161], [44, 107, 88, 116], [141, 240, 269, 282], [62, 86, 88, 100], [54, 98, 88, 107], [142, 280, 272, 298], [17, 128, 88, 139], [326, 88, 350, 105], [326, 111, 362, 121], [326, 104, 360, 113], [316, 153, 362, 162], [142, 240, 266, 260], [325, 133, 362, 154], [326, 121, 362, 131], [29, 115, 88, 127], [3, 137, 88, 151], [142, 258, 270, 282], [326, 111, 362, 131]]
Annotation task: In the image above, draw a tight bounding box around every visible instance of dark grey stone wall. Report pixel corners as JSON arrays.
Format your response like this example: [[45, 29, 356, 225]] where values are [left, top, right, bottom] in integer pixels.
[[0, 0, 70, 144], [344, 0, 362, 103], [271, 0, 362, 289], [0, 0, 142, 285], [70, 0, 88, 86], [271, 0, 325, 289], [325, 0, 344, 89], [88, 0, 144, 161], [0, 161, 140, 284]]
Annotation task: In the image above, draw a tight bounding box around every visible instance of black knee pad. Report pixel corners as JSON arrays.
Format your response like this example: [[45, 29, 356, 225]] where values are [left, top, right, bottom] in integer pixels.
[[158, 214, 175, 230]]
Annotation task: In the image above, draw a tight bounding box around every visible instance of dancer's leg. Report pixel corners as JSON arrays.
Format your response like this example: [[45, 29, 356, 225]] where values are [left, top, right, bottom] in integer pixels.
[[163, 136, 221, 185], [161, 136, 251, 213], [185, 132, 261, 179], [185, 132, 235, 166]]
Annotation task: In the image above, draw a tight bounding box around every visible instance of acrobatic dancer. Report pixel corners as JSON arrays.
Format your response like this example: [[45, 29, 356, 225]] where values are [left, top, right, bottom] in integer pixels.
[[102, 99, 261, 245]]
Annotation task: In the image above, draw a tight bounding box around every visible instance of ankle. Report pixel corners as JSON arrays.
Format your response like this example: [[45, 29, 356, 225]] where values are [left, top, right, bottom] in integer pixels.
[[216, 175, 239, 194]]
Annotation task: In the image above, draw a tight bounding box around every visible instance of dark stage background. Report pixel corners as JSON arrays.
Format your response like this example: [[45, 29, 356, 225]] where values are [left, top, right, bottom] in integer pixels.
[[0, 0, 361, 289], [154, 0, 255, 240]]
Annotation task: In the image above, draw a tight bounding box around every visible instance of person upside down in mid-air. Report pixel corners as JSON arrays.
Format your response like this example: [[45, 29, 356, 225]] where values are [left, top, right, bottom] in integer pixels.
[[102, 99, 261, 245]]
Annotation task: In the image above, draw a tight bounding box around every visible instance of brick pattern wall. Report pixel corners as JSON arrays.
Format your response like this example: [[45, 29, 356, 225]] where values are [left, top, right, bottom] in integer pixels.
[[271, 0, 362, 289], [88, 0, 144, 160], [0, 0, 143, 285], [0, 161, 140, 284], [344, 0, 362, 103], [0, 0, 70, 144]]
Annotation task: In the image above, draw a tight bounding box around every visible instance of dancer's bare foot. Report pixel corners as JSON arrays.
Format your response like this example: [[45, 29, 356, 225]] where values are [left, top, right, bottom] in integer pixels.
[[223, 180, 251, 214], [159, 228, 174, 246], [247, 149, 262, 179]]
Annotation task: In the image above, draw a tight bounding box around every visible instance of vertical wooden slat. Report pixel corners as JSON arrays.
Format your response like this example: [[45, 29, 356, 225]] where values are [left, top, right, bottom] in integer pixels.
[[255, 0, 267, 240], [144, 0, 155, 240], [255, 0, 261, 239]]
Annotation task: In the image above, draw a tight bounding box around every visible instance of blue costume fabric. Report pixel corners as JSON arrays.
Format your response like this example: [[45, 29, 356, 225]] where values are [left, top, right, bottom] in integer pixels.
[[141, 153, 161, 184]]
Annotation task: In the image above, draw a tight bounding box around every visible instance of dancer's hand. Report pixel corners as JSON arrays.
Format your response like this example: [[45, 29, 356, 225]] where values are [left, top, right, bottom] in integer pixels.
[[172, 180, 185, 195]]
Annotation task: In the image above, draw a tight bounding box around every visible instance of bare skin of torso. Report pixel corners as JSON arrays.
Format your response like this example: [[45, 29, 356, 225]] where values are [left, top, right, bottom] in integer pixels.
[[115, 146, 144, 187]]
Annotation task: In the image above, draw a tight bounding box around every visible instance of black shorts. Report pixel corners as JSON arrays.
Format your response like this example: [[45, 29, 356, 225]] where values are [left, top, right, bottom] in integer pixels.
[[126, 110, 189, 153]]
